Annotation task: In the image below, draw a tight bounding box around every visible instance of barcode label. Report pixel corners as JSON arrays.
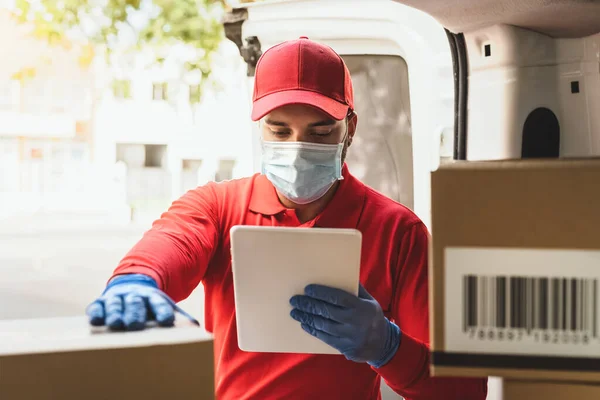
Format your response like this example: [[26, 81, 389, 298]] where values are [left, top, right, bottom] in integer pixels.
[[445, 247, 600, 357], [463, 275, 598, 336]]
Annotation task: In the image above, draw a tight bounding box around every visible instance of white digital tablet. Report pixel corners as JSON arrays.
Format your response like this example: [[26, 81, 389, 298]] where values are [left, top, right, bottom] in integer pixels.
[[230, 225, 362, 354]]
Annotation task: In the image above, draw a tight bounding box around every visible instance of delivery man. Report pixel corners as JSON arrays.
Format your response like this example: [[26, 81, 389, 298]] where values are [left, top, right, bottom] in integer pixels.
[[87, 37, 487, 400]]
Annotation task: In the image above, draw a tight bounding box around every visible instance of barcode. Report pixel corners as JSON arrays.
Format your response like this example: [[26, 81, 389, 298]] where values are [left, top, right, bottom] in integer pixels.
[[463, 275, 598, 336]]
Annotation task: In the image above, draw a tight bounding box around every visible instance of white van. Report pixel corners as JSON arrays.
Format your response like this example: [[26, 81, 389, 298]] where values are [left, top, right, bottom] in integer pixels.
[[223, 1, 600, 398]]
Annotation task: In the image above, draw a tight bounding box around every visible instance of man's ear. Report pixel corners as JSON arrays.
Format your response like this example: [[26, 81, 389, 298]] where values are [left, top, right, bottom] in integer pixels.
[[347, 112, 358, 145]]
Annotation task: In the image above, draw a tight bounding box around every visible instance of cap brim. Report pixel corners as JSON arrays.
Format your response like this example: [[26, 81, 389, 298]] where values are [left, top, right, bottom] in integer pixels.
[[251, 89, 349, 121]]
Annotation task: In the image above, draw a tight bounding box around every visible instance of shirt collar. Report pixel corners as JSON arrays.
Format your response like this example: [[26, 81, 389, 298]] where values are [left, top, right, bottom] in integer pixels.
[[249, 164, 366, 229], [249, 173, 287, 216]]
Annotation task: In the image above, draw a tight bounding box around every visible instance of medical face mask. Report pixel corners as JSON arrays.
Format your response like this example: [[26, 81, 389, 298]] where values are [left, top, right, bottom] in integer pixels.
[[261, 139, 345, 205]]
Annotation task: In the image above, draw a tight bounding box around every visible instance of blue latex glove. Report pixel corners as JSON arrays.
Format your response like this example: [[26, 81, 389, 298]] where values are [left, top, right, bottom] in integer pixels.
[[86, 274, 199, 331], [290, 284, 401, 368]]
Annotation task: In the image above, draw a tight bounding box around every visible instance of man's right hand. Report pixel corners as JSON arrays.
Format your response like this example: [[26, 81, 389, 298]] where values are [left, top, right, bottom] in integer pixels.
[[86, 274, 199, 331]]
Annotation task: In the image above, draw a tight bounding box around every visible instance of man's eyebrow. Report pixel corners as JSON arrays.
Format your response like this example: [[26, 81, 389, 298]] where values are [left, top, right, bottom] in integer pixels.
[[264, 118, 337, 127], [264, 119, 288, 127], [308, 119, 336, 127]]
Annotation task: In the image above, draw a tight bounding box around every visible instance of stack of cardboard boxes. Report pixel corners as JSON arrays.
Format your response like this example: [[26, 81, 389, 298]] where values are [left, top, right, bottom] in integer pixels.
[[429, 159, 600, 399], [0, 317, 215, 400]]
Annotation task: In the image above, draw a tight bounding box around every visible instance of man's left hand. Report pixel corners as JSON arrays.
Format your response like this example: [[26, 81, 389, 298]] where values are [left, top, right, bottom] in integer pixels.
[[289, 284, 401, 368]]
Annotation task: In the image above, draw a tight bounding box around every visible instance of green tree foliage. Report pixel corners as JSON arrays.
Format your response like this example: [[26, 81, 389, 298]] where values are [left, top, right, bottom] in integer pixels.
[[13, 0, 226, 99]]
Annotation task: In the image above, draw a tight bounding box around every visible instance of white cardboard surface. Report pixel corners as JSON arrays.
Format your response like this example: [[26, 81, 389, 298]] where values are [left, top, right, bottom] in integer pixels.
[[0, 316, 212, 357]]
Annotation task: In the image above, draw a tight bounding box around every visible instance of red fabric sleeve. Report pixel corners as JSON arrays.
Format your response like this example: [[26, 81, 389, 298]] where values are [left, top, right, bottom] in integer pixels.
[[112, 183, 221, 302], [373, 222, 488, 400]]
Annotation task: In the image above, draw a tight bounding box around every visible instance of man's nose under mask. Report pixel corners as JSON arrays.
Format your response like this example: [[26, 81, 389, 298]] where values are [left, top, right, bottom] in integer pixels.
[[260, 140, 345, 205]]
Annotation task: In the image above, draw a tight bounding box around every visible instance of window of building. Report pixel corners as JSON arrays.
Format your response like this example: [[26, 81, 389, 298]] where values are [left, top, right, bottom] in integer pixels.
[[215, 159, 236, 182], [182, 159, 203, 171], [116, 143, 145, 167], [153, 82, 168, 101], [116, 143, 168, 168], [144, 144, 168, 168], [112, 80, 132, 99]]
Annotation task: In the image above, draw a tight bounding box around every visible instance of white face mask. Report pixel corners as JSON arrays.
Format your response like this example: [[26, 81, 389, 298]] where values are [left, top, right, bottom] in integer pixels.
[[261, 140, 344, 205]]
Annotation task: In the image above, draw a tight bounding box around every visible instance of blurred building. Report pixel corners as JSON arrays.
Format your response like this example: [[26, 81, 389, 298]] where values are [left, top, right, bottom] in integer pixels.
[[0, 11, 107, 218], [0, 9, 254, 222], [92, 40, 254, 220]]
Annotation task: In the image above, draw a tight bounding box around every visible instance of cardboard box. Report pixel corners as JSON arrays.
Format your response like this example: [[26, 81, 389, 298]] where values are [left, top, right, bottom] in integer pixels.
[[502, 379, 600, 399], [429, 159, 600, 382], [0, 316, 214, 400]]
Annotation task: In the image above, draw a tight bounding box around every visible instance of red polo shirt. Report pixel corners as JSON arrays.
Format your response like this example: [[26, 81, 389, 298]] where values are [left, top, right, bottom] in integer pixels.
[[113, 165, 487, 400]]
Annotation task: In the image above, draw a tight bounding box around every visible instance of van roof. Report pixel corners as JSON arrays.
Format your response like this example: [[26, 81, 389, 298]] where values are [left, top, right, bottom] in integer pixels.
[[234, 0, 600, 38], [394, 0, 600, 38]]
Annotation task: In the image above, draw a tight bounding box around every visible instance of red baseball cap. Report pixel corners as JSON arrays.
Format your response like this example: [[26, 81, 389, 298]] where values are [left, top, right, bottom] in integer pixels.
[[251, 36, 354, 121]]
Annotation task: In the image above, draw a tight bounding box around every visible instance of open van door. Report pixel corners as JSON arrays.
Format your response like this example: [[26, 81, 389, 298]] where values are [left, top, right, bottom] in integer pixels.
[[224, 0, 455, 229]]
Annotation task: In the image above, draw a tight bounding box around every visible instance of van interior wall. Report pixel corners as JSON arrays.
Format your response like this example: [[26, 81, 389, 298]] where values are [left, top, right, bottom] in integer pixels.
[[463, 25, 600, 161]]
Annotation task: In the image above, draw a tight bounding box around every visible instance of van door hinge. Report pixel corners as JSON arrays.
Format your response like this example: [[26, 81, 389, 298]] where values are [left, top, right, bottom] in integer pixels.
[[223, 8, 262, 77], [240, 36, 262, 76]]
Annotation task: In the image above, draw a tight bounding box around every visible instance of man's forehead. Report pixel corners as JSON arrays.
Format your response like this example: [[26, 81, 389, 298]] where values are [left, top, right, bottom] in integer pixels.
[[264, 104, 342, 127]]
